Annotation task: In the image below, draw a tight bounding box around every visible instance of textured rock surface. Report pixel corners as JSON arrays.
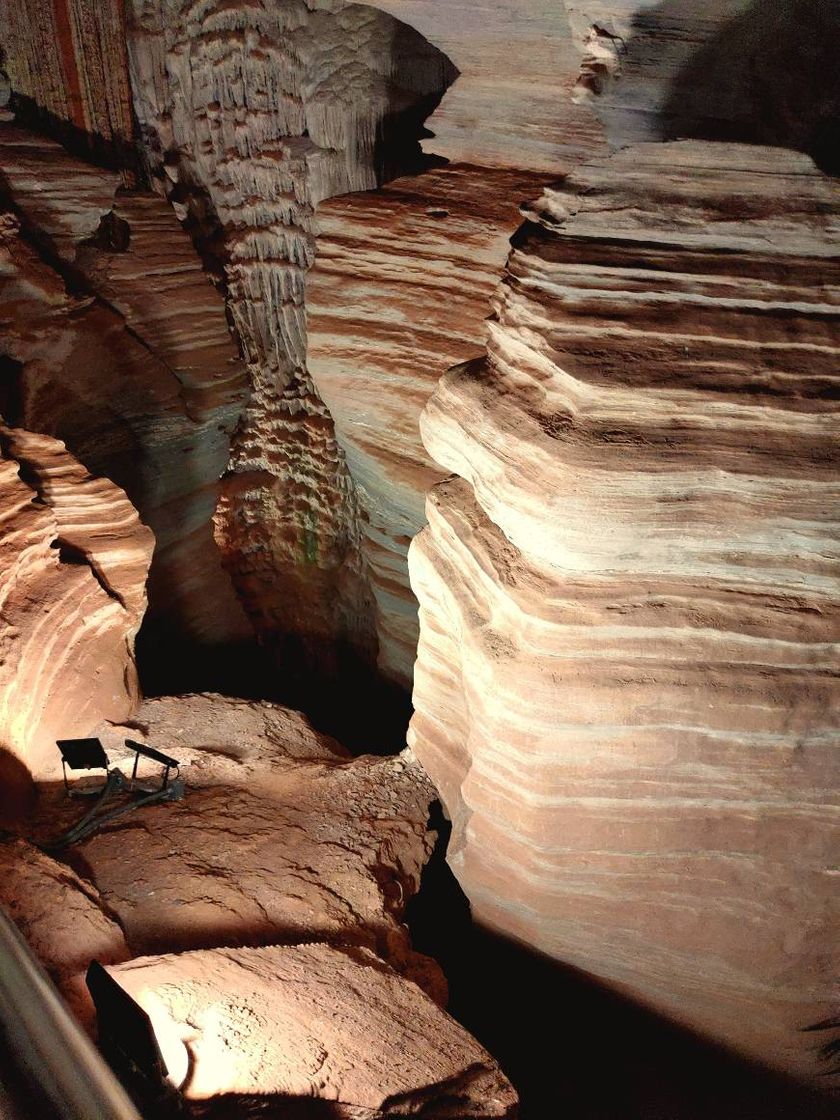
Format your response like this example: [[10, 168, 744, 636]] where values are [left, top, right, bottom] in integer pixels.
[[30, 692, 444, 999], [0, 125, 253, 678], [408, 141, 840, 1078], [108, 941, 516, 1117], [306, 165, 547, 684], [0, 426, 152, 777], [0, 838, 129, 1026], [126, 0, 459, 684]]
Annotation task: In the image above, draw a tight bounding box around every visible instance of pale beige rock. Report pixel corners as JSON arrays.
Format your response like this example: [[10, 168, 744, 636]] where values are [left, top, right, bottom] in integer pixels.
[[0, 0, 134, 150], [108, 941, 516, 1117], [0, 125, 253, 660], [0, 426, 152, 777], [409, 141, 840, 1080], [307, 165, 548, 685]]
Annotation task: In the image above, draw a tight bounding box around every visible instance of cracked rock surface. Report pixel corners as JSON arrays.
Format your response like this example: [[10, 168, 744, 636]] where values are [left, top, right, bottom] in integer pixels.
[[28, 693, 447, 1002]]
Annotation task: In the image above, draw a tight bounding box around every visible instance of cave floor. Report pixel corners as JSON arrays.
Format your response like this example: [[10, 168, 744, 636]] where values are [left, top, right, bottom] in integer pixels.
[[2, 693, 515, 1120]]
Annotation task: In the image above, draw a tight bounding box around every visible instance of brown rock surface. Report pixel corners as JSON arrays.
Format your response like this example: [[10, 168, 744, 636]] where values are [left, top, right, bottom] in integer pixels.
[[0, 425, 152, 777], [408, 141, 840, 1079], [0, 838, 129, 1026], [31, 693, 444, 1000], [108, 941, 517, 1117], [0, 125, 253, 672], [306, 165, 547, 685], [0, 0, 134, 154]]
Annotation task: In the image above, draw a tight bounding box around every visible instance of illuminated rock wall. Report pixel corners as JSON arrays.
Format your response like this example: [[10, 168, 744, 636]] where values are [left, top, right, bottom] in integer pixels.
[[408, 141, 840, 1077], [0, 425, 152, 776]]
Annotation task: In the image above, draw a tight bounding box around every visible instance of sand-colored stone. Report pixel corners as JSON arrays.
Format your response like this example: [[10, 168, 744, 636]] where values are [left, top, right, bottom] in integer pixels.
[[409, 141, 840, 1080], [108, 941, 517, 1117], [0, 426, 152, 777], [29, 693, 444, 1001]]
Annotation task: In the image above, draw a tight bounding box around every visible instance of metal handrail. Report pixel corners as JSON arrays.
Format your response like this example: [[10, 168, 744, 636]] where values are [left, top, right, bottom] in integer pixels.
[[0, 906, 141, 1120]]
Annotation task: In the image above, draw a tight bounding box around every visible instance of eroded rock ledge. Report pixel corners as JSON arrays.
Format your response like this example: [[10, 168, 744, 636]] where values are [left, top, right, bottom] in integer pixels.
[[3, 691, 516, 1117], [408, 140, 840, 1079]]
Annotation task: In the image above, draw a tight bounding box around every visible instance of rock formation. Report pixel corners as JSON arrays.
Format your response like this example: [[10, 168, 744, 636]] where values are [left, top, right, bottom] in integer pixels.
[[124, 0, 461, 687], [0, 125, 253, 688], [53, 693, 445, 1000], [409, 139, 840, 1079], [0, 0, 838, 1107], [108, 941, 516, 1117], [306, 165, 548, 684], [3, 691, 517, 1116], [0, 839, 129, 1027], [0, 424, 152, 778]]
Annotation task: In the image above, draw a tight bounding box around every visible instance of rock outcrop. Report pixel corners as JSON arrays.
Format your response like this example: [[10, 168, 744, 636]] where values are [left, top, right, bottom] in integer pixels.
[[306, 165, 547, 685], [0, 125, 253, 685], [24, 692, 445, 1000], [0, 425, 153, 778], [125, 0, 460, 686], [107, 941, 517, 1117], [0, 839, 129, 1027], [408, 140, 840, 1079]]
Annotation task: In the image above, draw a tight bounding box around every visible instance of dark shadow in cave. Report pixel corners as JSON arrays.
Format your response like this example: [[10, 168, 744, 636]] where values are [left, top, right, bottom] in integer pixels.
[[0, 355, 23, 428], [369, 10, 459, 182], [646, 0, 840, 174], [406, 805, 840, 1120], [8, 94, 145, 184]]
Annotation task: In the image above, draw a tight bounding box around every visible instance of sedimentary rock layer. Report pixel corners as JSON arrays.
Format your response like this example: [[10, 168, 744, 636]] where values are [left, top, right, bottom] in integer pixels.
[[409, 141, 840, 1078], [0, 125, 253, 671], [307, 164, 547, 685], [108, 942, 517, 1117], [0, 426, 152, 777]]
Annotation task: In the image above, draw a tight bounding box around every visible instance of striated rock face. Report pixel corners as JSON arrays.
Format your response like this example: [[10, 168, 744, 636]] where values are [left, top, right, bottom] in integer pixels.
[[0, 425, 152, 777], [108, 941, 517, 1117], [306, 165, 547, 685], [0, 125, 253, 682], [408, 141, 840, 1078]]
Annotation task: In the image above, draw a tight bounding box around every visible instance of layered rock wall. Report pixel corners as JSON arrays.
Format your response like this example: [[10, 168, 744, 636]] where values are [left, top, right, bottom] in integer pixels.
[[0, 425, 152, 777], [306, 166, 547, 684], [0, 0, 134, 163], [0, 126, 253, 685], [408, 141, 840, 1077]]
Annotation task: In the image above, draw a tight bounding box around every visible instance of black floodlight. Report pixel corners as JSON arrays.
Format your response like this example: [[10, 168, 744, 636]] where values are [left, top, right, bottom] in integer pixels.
[[125, 739, 180, 791], [56, 738, 109, 797]]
